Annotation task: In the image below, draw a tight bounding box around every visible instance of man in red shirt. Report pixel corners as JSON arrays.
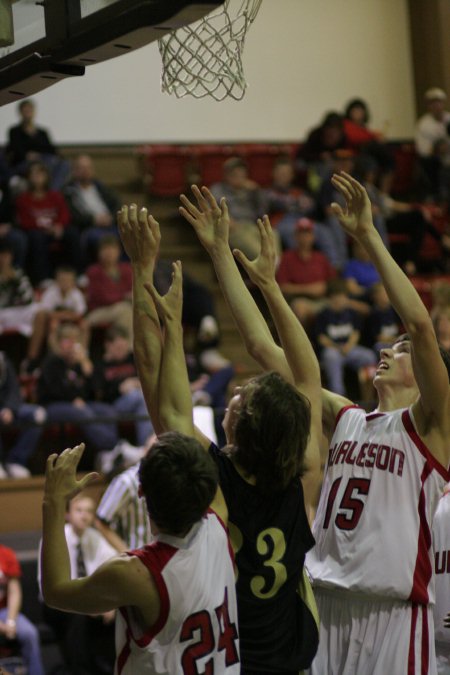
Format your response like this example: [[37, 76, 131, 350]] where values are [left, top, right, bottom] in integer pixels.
[[85, 235, 132, 340], [0, 545, 45, 674], [276, 217, 336, 326]]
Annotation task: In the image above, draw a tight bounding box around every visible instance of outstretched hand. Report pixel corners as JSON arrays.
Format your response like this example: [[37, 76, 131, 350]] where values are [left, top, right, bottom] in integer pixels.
[[179, 186, 230, 253], [44, 443, 99, 502], [330, 172, 374, 239], [117, 204, 161, 268], [233, 215, 277, 287], [144, 260, 183, 324]]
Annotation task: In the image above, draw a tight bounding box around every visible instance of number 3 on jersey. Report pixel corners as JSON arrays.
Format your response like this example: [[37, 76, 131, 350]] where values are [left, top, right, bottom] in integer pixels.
[[323, 477, 371, 531]]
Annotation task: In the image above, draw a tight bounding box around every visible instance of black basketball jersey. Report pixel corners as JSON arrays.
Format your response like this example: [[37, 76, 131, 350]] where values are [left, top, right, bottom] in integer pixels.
[[209, 443, 318, 673]]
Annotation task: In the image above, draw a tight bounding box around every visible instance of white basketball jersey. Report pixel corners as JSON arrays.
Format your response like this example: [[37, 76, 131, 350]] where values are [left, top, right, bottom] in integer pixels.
[[115, 510, 240, 674], [307, 406, 450, 603], [433, 490, 450, 644]]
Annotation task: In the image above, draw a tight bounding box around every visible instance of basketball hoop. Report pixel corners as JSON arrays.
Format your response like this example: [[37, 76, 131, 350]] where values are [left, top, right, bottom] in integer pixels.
[[158, 0, 262, 101]]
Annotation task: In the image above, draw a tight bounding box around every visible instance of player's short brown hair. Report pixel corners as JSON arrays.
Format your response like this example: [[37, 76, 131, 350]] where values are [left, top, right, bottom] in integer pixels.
[[234, 371, 311, 494], [139, 432, 218, 535]]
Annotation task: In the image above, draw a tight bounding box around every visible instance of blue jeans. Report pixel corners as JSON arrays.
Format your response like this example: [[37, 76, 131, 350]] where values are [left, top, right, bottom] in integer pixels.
[[113, 389, 153, 446], [1, 227, 28, 269], [2, 404, 45, 467], [0, 609, 44, 675], [321, 345, 376, 396], [46, 401, 119, 451]]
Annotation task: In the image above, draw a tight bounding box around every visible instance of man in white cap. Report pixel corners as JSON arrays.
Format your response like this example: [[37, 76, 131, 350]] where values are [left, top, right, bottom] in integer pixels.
[[415, 87, 450, 197]]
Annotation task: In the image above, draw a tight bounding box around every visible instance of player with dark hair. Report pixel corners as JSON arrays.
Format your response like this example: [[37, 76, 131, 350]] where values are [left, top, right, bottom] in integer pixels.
[[119, 199, 322, 674], [41, 433, 240, 674]]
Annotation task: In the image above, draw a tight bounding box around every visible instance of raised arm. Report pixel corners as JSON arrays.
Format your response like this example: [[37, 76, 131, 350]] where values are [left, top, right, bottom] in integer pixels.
[[145, 263, 228, 522], [331, 173, 450, 459], [179, 186, 291, 381], [118, 205, 163, 434], [232, 216, 322, 511]]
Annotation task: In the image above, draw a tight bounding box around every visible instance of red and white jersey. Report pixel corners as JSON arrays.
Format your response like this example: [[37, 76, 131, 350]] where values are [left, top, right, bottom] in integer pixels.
[[115, 510, 240, 674], [307, 406, 450, 603], [433, 489, 450, 644]]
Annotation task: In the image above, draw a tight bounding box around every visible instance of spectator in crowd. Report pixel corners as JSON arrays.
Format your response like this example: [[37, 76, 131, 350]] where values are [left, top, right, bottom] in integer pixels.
[[0, 545, 45, 675], [276, 217, 336, 326], [39, 493, 116, 675], [37, 322, 119, 456], [63, 154, 121, 265], [23, 265, 87, 374], [354, 153, 441, 274], [93, 325, 153, 449], [297, 111, 346, 185], [315, 278, 376, 397], [266, 156, 316, 249], [0, 352, 46, 479], [210, 157, 269, 259], [85, 235, 132, 340], [342, 239, 380, 308], [6, 99, 70, 190], [316, 149, 355, 269], [364, 282, 401, 353], [415, 87, 450, 198], [0, 240, 39, 337], [15, 162, 81, 284], [0, 163, 27, 269], [343, 98, 394, 190]]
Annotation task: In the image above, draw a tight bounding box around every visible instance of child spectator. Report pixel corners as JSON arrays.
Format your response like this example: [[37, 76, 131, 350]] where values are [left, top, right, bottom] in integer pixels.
[[85, 235, 132, 340], [266, 156, 315, 249], [23, 265, 87, 373], [37, 322, 119, 456], [365, 282, 401, 353], [0, 240, 39, 337], [63, 154, 121, 266], [93, 325, 153, 448], [276, 217, 336, 325], [39, 493, 116, 674], [0, 544, 45, 675], [14, 162, 81, 284], [0, 351, 46, 479], [315, 278, 376, 397]]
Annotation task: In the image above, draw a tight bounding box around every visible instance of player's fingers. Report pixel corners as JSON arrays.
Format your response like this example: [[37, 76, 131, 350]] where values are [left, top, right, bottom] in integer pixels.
[[128, 203, 139, 226], [330, 202, 345, 219], [46, 453, 59, 471], [179, 206, 198, 228], [148, 214, 161, 237], [180, 193, 201, 218], [233, 248, 252, 272], [201, 186, 221, 213], [331, 175, 352, 202], [220, 197, 229, 218], [191, 185, 209, 211], [79, 472, 101, 490], [138, 207, 148, 230]]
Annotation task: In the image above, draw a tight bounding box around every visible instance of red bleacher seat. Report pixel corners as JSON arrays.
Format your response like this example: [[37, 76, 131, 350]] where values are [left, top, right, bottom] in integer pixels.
[[138, 144, 190, 196], [191, 144, 235, 186]]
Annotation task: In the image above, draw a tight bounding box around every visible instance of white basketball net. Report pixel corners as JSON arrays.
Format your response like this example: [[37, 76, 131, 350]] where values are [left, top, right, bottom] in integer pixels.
[[158, 0, 262, 101]]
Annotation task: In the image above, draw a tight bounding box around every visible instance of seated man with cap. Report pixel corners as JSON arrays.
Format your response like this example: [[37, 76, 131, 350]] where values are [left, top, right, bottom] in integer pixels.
[[276, 217, 337, 327], [415, 87, 450, 198]]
